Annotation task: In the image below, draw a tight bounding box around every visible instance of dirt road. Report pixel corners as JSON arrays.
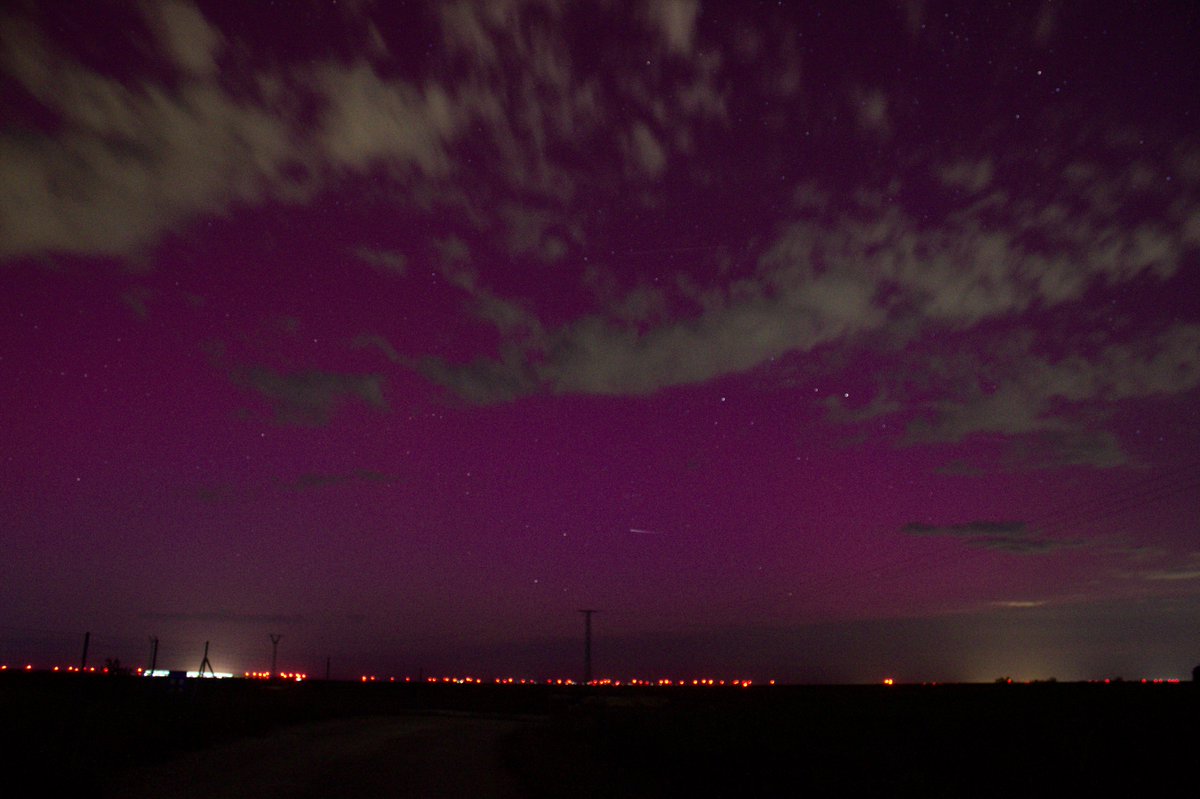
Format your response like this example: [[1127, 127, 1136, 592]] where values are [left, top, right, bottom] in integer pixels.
[[109, 714, 532, 798]]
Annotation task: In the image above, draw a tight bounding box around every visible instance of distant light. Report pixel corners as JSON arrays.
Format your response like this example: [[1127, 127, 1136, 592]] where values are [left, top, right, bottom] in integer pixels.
[[185, 671, 234, 679]]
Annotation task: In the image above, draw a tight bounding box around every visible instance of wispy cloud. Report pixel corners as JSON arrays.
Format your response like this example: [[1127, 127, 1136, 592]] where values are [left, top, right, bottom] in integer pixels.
[[351, 334, 404, 364], [0, 5, 299, 259], [232, 366, 387, 425], [354, 247, 407, 275], [936, 158, 994, 194], [641, 0, 702, 56], [1139, 554, 1200, 581], [5, 0, 1197, 491], [902, 521, 1080, 554], [902, 323, 1200, 467], [1141, 569, 1200, 582], [419, 150, 1200, 410]]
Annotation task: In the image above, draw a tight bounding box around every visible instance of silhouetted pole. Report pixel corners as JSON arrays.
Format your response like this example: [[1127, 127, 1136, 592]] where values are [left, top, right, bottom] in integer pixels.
[[80, 631, 90, 671], [269, 634, 282, 678], [198, 641, 214, 677], [148, 635, 159, 674], [578, 610, 598, 685]]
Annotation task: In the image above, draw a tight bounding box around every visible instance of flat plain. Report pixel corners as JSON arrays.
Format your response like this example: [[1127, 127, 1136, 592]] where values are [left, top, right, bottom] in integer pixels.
[[3, 674, 1197, 797]]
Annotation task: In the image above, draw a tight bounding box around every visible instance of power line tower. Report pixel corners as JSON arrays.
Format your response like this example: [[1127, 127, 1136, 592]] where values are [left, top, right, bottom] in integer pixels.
[[197, 641, 215, 678], [269, 633, 282, 678], [577, 609, 598, 685]]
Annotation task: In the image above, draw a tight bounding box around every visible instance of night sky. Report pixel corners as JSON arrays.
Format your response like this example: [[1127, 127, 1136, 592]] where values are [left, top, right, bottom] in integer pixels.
[[2, 0, 1199, 684]]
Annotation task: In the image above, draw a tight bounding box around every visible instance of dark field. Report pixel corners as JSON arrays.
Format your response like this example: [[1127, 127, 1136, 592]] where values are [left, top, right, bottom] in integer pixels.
[[3, 673, 1197, 797]]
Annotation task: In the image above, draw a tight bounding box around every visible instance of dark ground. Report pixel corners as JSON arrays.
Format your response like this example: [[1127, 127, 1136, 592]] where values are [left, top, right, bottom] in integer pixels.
[[2, 673, 1197, 797]]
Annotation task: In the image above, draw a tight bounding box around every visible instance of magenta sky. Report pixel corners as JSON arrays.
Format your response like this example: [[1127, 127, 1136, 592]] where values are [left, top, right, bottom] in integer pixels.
[[2, 1, 1199, 683]]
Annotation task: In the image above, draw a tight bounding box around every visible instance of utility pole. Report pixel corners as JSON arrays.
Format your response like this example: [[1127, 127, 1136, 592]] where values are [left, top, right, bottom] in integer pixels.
[[148, 635, 159, 675], [577, 610, 598, 685], [269, 634, 282, 678], [80, 631, 90, 671], [198, 641, 214, 677]]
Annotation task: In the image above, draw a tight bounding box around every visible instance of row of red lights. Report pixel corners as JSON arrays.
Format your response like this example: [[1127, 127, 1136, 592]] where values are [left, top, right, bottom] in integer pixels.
[[1, 665, 765, 685], [357, 675, 768, 687], [1, 666, 1185, 685], [244, 671, 308, 682], [0, 665, 110, 673]]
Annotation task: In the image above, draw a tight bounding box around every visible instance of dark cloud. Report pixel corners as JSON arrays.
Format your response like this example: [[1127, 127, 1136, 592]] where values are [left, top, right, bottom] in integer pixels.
[[233, 366, 387, 425], [904, 521, 1027, 538], [420, 350, 538, 405], [1008, 430, 1128, 470], [197, 469, 401, 503], [902, 521, 1080, 554]]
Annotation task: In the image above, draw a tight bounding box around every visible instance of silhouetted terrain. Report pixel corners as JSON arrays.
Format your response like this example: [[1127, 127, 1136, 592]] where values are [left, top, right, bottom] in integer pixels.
[[3, 674, 1197, 797]]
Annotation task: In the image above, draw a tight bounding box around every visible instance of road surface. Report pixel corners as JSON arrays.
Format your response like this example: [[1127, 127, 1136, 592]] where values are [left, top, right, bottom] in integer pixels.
[[109, 713, 532, 798]]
